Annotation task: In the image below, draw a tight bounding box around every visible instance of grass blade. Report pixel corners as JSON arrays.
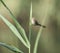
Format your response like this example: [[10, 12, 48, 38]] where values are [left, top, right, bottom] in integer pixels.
[[29, 1, 32, 42], [29, 1, 32, 53], [0, 14, 29, 48], [0, 42, 24, 53], [0, 0, 30, 47]]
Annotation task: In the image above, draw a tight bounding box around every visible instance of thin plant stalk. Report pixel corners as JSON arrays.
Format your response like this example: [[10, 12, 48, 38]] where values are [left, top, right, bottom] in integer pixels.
[[33, 3, 50, 53], [29, 1, 32, 53], [33, 15, 47, 53]]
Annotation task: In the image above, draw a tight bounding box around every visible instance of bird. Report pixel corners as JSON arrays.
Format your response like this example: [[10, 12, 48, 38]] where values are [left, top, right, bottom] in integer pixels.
[[31, 17, 46, 28]]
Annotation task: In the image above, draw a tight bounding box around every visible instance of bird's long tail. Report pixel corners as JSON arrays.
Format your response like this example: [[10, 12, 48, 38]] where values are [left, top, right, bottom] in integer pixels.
[[37, 24, 46, 28]]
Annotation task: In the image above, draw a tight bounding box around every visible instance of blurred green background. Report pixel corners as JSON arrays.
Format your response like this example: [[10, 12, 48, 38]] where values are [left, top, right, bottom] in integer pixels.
[[0, 0, 59, 53]]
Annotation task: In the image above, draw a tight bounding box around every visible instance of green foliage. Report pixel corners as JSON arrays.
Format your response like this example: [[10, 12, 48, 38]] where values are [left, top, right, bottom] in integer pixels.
[[0, 42, 23, 53], [0, 14, 29, 48], [0, 0, 30, 47], [0, 0, 46, 53]]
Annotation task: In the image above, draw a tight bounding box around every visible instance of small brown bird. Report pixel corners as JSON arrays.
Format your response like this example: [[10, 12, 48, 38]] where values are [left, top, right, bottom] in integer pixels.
[[31, 17, 46, 28]]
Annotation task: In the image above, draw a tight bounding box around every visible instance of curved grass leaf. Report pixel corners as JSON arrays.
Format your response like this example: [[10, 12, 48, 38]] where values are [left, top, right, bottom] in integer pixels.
[[33, 19, 46, 53], [33, 4, 49, 53], [33, 16, 47, 53], [0, 0, 30, 47], [0, 42, 24, 53], [0, 14, 29, 48]]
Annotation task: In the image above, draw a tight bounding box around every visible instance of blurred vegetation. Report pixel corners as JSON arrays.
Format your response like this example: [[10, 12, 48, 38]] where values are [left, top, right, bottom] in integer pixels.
[[0, 0, 60, 53]]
